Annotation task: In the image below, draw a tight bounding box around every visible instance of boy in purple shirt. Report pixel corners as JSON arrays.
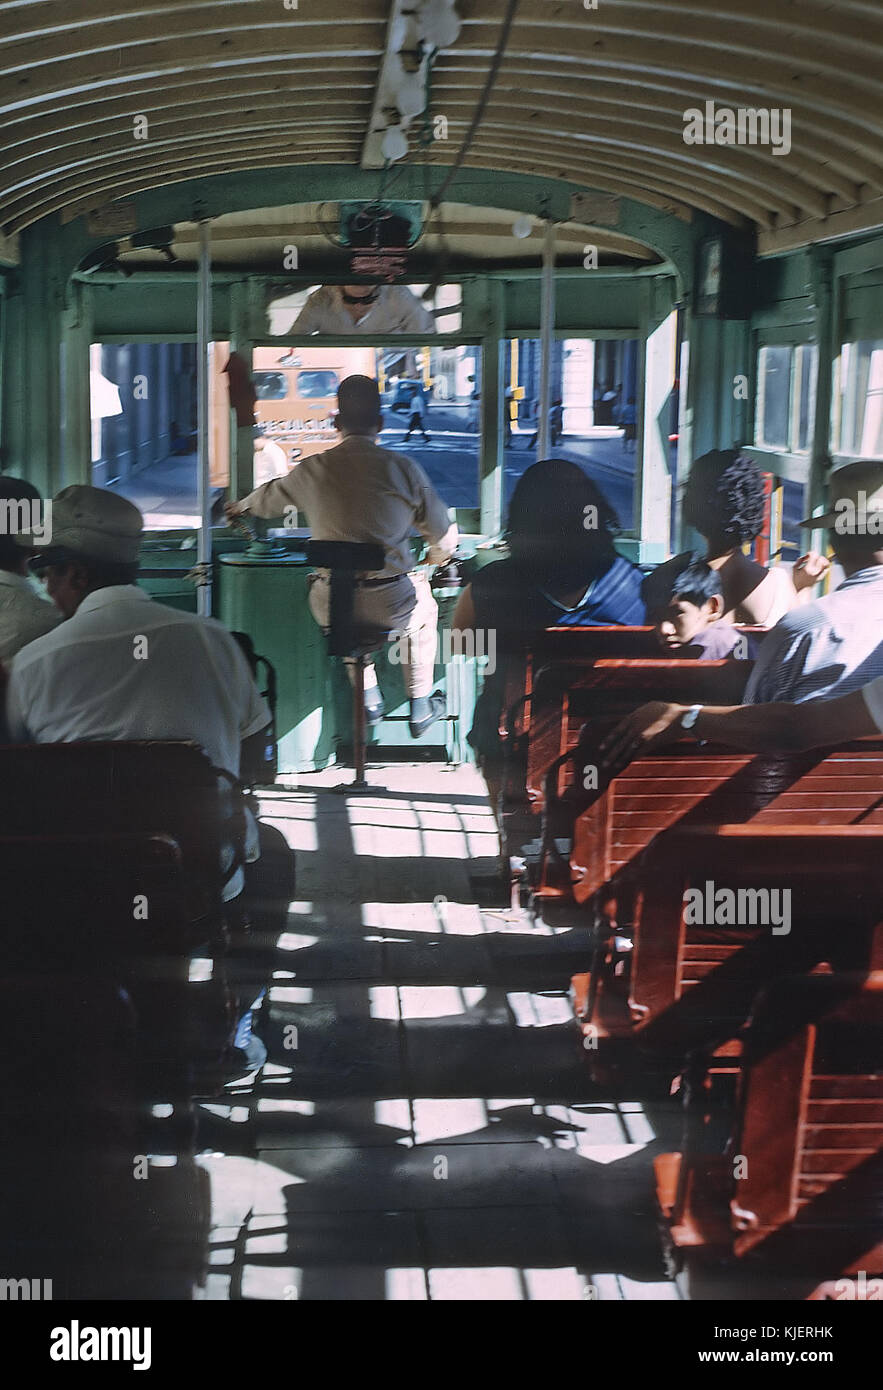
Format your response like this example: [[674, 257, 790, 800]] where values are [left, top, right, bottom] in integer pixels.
[[654, 560, 746, 660]]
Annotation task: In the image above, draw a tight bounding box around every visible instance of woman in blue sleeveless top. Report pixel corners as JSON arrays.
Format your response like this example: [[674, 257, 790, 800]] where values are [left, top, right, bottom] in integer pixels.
[[453, 459, 645, 775]]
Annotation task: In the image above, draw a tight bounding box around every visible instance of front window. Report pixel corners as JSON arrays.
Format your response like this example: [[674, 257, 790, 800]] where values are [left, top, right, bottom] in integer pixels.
[[252, 343, 482, 509]]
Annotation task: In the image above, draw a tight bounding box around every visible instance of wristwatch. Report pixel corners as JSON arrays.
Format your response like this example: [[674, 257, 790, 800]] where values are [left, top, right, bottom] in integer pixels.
[[680, 704, 703, 733]]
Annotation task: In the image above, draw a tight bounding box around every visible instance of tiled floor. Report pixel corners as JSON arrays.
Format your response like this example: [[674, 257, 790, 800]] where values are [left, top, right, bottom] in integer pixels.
[[193, 764, 681, 1301]]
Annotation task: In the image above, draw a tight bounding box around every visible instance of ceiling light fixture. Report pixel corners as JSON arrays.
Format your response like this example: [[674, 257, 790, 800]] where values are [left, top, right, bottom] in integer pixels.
[[381, 124, 409, 162], [418, 0, 461, 50]]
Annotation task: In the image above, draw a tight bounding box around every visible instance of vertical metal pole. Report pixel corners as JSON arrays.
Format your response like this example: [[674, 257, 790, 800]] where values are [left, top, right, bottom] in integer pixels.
[[197, 218, 213, 617], [479, 280, 504, 537], [538, 219, 556, 458]]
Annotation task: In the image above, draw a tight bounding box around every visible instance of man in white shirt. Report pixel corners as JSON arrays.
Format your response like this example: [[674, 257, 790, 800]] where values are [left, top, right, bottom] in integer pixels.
[[0, 475, 61, 663], [6, 486, 271, 903], [292, 283, 436, 335], [227, 375, 458, 736], [744, 461, 883, 705]]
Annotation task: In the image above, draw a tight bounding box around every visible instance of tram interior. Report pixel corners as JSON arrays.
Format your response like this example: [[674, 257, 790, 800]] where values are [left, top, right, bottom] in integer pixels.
[[1, 0, 882, 1307]]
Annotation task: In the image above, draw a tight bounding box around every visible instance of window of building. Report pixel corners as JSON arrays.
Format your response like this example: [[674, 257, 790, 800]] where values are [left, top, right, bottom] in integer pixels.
[[503, 337, 642, 528], [89, 341, 229, 530], [834, 338, 883, 458]]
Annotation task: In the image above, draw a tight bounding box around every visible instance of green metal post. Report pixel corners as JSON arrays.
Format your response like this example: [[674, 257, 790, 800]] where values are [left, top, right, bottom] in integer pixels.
[[807, 247, 835, 549], [479, 279, 504, 537]]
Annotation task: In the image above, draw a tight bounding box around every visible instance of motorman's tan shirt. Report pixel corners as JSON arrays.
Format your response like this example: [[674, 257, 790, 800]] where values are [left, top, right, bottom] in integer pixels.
[[239, 433, 458, 579]]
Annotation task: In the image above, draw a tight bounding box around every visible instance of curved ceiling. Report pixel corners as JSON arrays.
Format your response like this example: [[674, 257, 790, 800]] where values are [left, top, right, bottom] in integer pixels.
[[1, 0, 882, 252]]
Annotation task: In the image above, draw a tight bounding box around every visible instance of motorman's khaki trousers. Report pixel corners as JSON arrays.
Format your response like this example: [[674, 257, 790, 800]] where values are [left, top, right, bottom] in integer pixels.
[[308, 568, 439, 698]]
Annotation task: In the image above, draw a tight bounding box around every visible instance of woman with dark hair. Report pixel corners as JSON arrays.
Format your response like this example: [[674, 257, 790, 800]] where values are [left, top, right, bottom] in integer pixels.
[[452, 459, 644, 788], [454, 458, 644, 639], [642, 449, 826, 627]]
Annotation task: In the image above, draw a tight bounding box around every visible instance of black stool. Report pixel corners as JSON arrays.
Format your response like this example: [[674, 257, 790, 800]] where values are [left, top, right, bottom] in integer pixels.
[[306, 540, 388, 792]]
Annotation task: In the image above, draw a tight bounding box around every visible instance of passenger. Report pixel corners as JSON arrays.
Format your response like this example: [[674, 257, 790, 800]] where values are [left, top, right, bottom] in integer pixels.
[[600, 666, 883, 765], [654, 560, 746, 659], [291, 283, 436, 335], [642, 449, 826, 627], [5, 486, 278, 1072], [0, 475, 61, 663], [226, 375, 458, 737], [454, 459, 645, 640], [453, 459, 645, 797], [5, 486, 272, 908], [743, 459, 883, 704]]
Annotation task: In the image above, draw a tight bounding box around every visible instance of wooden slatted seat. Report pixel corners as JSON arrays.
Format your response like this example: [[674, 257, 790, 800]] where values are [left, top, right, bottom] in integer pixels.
[[626, 825, 883, 1054], [499, 652, 755, 882], [568, 740, 883, 910], [564, 742, 883, 1039], [527, 659, 754, 812], [0, 832, 235, 1098], [0, 972, 209, 1299], [656, 973, 883, 1286], [0, 833, 193, 962], [0, 741, 248, 928]]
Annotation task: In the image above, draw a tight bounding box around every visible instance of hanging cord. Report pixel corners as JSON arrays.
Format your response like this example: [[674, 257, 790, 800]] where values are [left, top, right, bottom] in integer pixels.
[[429, 0, 520, 210]]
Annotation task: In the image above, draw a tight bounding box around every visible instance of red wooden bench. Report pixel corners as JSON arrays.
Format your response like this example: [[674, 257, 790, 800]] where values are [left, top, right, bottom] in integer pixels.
[[655, 972, 883, 1290], [499, 654, 755, 889], [565, 740, 883, 1034]]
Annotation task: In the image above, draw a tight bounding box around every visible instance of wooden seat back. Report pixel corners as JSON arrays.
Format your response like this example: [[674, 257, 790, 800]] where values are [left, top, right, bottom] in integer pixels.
[[0, 833, 199, 962], [656, 973, 883, 1281], [569, 740, 883, 907], [0, 741, 247, 920], [628, 825, 883, 1050], [498, 627, 660, 743], [731, 971, 883, 1268], [526, 659, 754, 811]]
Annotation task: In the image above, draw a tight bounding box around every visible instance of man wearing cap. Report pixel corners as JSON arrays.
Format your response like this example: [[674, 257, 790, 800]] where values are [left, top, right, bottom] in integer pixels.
[[0, 474, 61, 663], [5, 485, 272, 903], [226, 375, 458, 737], [743, 459, 883, 705]]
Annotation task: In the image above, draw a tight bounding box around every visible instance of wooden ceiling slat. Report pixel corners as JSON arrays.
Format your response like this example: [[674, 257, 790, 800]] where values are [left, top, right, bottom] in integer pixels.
[[4, 70, 875, 208], [0, 0, 879, 243], [1, 107, 830, 223]]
